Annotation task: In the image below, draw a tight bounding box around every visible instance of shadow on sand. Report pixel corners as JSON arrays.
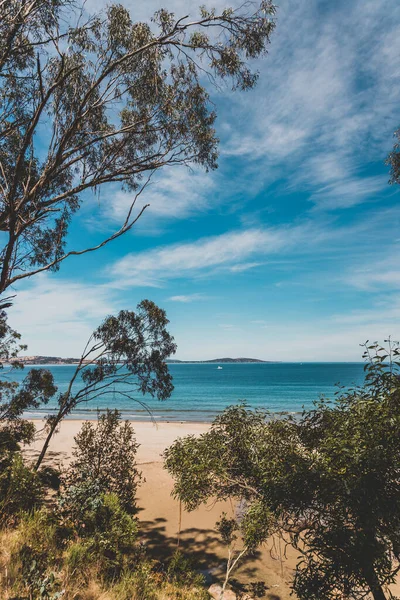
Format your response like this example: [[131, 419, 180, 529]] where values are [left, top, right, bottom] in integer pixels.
[[138, 514, 282, 599]]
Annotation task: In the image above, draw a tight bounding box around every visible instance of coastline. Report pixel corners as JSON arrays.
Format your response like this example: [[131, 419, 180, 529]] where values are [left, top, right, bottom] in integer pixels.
[[26, 419, 210, 464]]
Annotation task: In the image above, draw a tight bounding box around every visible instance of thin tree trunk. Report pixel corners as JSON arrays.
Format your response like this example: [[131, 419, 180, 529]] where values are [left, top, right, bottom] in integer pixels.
[[177, 499, 182, 547], [34, 417, 60, 470], [0, 230, 15, 294], [363, 565, 387, 600]]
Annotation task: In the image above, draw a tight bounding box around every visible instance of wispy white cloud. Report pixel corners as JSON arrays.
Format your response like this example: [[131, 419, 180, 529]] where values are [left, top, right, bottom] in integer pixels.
[[310, 176, 387, 210], [108, 226, 306, 286], [222, 0, 400, 209], [345, 252, 400, 291], [351, 270, 400, 291], [167, 294, 206, 303], [105, 167, 215, 225], [8, 275, 117, 356], [106, 206, 400, 288], [329, 300, 400, 326], [229, 262, 263, 273]]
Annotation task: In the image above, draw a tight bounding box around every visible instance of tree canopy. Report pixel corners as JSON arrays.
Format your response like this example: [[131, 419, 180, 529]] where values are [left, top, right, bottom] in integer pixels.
[[165, 341, 400, 600], [0, 0, 276, 296], [33, 299, 177, 469]]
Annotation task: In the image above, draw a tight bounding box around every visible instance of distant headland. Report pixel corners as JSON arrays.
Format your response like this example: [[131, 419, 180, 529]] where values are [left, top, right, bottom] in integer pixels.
[[17, 356, 83, 365], [16, 356, 278, 365], [168, 357, 278, 364]]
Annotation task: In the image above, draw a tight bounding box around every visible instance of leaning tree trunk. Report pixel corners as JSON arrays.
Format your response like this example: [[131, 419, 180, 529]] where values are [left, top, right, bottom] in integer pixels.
[[34, 415, 61, 471], [362, 565, 387, 600]]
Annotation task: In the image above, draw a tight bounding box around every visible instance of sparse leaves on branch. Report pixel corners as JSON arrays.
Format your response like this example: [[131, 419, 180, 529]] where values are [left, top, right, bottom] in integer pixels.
[[35, 299, 176, 469], [0, 0, 276, 295], [0, 309, 58, 458]]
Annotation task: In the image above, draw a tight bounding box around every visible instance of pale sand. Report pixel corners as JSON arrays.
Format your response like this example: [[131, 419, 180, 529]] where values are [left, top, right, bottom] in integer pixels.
[[24, 420, 400, 600]]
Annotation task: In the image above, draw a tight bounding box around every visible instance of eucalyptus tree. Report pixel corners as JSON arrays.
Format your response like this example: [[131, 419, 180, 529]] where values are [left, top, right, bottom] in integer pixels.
[[165, 341, 400, 600], [388, 129, 400, 184], [0, 298, 174, 471], [0, 309, 59, 519], [34, 300, 176, 469], [0, 0, 276, 296], [0, 310, 56, 459]]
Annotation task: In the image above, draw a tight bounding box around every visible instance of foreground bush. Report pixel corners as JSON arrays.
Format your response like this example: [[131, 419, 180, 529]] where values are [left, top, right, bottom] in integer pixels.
[[0, 453, 43, 525], [64, 493, 139, 581], [0, 410, 207, 600], [0, 510, 209, 600], [60, 410, 142, 517], [1, 510, 64, 598]]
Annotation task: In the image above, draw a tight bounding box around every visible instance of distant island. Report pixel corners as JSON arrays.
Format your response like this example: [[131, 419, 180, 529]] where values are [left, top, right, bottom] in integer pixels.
[[166, 357, 278, 364], [17, 355, 83, 365], [16, 356, 278, 365]]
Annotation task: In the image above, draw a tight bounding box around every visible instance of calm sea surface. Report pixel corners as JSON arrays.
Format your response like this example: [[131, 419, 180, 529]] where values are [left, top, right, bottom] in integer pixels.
[[13, 362, 367, 422]]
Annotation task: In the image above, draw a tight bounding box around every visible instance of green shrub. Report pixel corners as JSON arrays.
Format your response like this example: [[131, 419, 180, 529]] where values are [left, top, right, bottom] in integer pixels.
[[89, 492, 138, 556], [166, 550, 206, 588], [6, 510, 63, 598], [64, 493, 138, 580], [65, 539, 95, 573], [61, 410, 141, 516], [113, 563, 159, 600], [0, 453, 43, 524], [58, 477, 104, 531]]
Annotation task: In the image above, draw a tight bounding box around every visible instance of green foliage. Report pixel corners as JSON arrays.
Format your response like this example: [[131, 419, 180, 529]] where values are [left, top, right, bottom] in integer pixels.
[[0, 309, 26, 364], [59, 413, 141, 577], [82, 302, 176, 403], [113, 562, 159, 600], [165, 340, 400, 600], [0, 365, 57, 470], [0, 453, 43, 524], [1, 505, 209, 600], [61, 409, 141, 516], [387, 126, 400, 184], [64, 493, 138, 579], [166, 549, 206, 588], [65, 539, 94, 573], [36, 302, 176, 470], [0, 311, 59, 496], [216, 513, 237, 546], [6, 510, 64, 598]]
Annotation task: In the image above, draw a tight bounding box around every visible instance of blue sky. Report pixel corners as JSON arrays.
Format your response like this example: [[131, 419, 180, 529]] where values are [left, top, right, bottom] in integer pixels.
[[8, 0, 400, 361]]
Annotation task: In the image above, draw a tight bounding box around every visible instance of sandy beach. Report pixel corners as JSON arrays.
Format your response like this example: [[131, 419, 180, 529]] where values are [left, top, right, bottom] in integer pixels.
[[25, 419, 296, 599], [25, 419, 400, 599]]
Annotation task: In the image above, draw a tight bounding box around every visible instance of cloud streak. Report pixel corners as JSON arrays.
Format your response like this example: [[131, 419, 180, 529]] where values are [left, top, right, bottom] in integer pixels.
[[167, 294, 207, 303], [109, 226, 305, 286]]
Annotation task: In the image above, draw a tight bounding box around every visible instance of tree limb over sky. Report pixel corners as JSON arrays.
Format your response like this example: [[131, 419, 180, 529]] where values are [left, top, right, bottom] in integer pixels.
[[0, 0, 276, 296]]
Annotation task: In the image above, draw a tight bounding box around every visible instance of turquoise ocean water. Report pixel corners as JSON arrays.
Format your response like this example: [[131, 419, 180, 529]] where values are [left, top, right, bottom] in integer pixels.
[[15, 362, 367, 422]]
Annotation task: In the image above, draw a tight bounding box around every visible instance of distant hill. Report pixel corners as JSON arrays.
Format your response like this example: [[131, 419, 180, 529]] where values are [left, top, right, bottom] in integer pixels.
[[166, 357, 278, 364], [16, 355, 278, 365], [17, 355, 81, 365]]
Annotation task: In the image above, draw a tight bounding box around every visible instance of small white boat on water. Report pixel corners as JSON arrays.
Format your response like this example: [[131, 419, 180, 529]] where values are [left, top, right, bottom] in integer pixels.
[[217, 366, 223, 370]]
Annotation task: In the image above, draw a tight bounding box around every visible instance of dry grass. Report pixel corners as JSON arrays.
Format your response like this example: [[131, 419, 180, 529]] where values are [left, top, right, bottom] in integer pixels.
[[0, 516, 210, 600]]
